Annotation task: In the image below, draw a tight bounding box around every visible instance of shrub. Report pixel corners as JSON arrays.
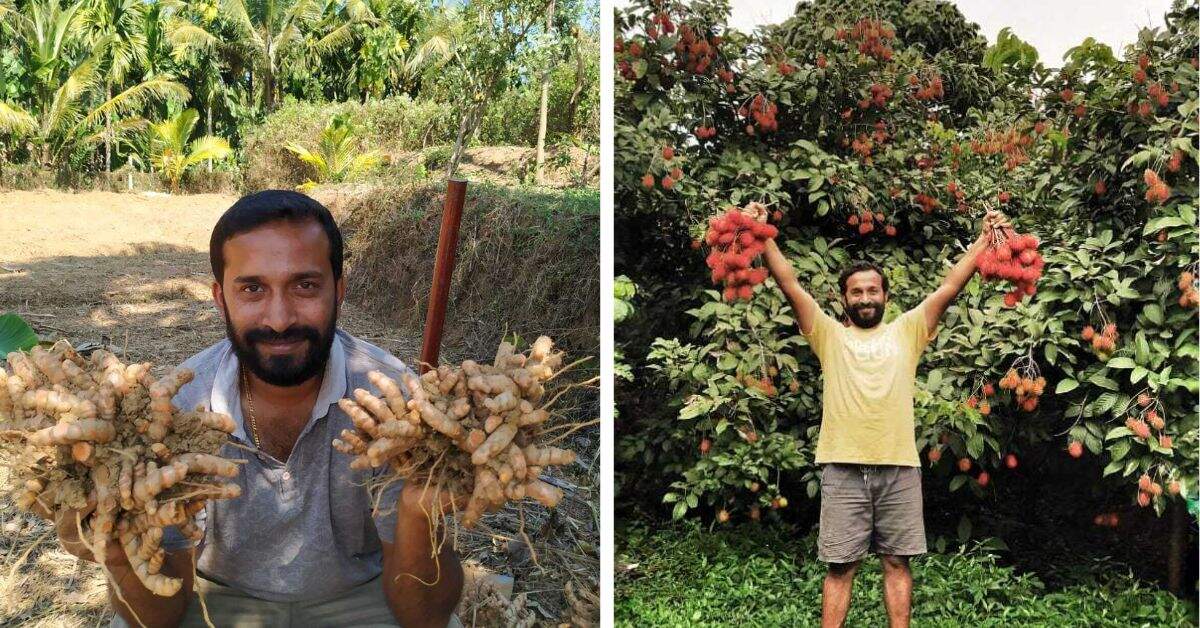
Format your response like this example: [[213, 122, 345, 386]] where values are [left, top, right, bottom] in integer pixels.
[[284, 113, 382, 190], [241, 97, 457, 191], [421, 145, 454, 173]]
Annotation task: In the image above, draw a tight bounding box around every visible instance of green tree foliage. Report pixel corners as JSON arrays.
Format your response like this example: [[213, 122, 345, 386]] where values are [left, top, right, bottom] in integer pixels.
[[0, 0, 187, 168], [615, 0, 1198, 526], [0, 0, 599, 183]]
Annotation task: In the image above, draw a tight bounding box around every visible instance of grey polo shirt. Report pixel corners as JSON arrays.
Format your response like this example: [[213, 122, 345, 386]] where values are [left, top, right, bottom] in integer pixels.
[[160, 329, 413, 602]]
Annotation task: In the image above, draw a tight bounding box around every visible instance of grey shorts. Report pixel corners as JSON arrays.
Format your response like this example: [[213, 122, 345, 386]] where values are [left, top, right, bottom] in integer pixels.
[[817, 463, 927, 563]]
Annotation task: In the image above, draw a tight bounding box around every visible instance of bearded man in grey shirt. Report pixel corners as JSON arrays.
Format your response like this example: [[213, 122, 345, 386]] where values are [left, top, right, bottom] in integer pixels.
[[48, 190, 464, 627]]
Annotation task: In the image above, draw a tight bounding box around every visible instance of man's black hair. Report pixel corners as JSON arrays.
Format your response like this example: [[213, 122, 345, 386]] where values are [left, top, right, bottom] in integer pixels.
[[838, 260, 888, 295], [209, 190, 343, 284]]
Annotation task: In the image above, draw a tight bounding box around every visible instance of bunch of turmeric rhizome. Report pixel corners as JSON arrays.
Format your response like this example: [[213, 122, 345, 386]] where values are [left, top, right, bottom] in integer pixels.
[[0, 336, 585, 603], [333, 335, 584, 530], [0, 341, 239, 597]]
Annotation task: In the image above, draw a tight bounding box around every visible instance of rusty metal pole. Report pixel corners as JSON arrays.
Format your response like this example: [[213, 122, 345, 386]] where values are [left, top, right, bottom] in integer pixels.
[[419, 179, 468, 374]]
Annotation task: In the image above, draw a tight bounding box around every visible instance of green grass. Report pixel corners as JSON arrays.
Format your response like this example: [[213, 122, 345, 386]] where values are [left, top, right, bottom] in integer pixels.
[[616, 521, 1196, 627]]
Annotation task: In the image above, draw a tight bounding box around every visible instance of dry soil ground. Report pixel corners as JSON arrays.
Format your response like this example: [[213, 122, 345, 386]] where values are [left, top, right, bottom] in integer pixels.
[[0, 189, 597, 626]]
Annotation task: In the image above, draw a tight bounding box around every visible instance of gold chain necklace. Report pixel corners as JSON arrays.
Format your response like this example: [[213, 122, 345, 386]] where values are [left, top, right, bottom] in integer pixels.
[[240, 365, 263, 450]]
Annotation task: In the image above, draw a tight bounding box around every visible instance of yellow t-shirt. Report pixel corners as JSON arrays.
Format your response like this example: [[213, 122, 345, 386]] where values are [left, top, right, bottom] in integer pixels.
[[803, 302, 937, 467]]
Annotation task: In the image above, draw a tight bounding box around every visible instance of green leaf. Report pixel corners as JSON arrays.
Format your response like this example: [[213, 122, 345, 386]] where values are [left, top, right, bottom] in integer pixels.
[[966, 434, 984, 459], [977, 537, 1009, 552], [1105, 357, 1136, 369], [1093, 392, 1119, 414], [0, 313, 38, 354], [1055, 378, 1079, 394], [1142, 216, 1187, 235], [926, 369, 943, 392], [1105, 426, 1133, 440], [679, 398, 709, 420], [1110, 439, 1130, 461], [1102, 460, 1124, 476], [1143, 304, 1163, 326], [1088, 373, 1120, 391]]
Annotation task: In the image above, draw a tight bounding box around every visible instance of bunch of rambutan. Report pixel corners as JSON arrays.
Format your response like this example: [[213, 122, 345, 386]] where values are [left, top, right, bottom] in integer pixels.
[[1081, 322, 1119, 358], [703, 208, 778, 301], [1143, 169, 1170, 204], [976, 226, 1044, 307], [738, 94, 778, 133], [1177, 271, 1197, 308], [999, 368, 1046, 412]]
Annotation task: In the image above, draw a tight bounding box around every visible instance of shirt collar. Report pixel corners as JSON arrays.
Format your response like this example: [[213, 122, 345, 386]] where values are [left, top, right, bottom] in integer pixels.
[[210, 334, 348, 444]]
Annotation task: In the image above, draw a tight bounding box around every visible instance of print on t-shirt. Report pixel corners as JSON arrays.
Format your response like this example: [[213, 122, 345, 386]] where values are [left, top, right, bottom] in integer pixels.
[[845, 332, 901, 362]]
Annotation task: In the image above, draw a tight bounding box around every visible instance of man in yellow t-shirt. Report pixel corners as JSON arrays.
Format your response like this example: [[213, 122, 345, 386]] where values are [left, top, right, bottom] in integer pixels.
[[754, 203, 1008, 628]]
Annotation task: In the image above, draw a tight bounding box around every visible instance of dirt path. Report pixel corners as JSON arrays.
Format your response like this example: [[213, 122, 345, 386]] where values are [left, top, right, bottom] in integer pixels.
[[0, 189, 420, 370]]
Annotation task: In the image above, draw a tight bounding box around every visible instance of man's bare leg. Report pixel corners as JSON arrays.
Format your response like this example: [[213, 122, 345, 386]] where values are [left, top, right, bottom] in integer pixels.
[[821, 559, 860, 628], [880, 554, 912, 628]]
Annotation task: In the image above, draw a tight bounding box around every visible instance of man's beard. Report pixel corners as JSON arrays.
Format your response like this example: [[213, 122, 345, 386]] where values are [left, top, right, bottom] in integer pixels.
[[223, 302, 337, 387], [846, 300, 884, 328]]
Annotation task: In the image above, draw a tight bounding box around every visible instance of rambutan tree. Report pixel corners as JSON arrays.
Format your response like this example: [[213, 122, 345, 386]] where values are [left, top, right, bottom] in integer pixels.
[[615, 0, 1198, 535]]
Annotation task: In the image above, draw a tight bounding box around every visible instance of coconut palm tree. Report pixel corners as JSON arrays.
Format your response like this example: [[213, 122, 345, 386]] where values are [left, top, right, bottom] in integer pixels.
[[218, 0, 325, 111], [284, 112, 381, 190], [0, 0, 188, 168], [148, 108, 231, 192], [310, 0, 441, 99], [79, 0, 149, 171]]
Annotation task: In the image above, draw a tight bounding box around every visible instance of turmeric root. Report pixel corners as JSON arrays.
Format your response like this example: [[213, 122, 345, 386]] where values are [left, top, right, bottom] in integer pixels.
[[522, 445, 576, 467], [524, 479, 563, 508], [119, 523, 182, 596], [331, 336, 581, 530], [0, 341, 240, 597], [472, 424, 517, 465]]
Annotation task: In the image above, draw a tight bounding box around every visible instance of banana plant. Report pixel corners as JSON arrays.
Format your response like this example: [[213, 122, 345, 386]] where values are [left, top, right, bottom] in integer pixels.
[[148, 107, 231, 192]]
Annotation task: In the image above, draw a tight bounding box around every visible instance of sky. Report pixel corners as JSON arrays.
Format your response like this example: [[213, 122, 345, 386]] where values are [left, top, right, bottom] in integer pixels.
[[727, 0, 1175, 65]]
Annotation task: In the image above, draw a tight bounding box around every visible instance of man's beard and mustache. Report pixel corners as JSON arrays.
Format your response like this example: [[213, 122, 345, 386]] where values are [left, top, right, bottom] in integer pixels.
[[223, 302, 337, 387], [846, 299, 885, 328]]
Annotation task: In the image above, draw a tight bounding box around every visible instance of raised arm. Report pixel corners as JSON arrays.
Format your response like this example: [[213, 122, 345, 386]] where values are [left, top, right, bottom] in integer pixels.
[[919, 210, 1007, 334], [742, 203, 821, 335], [762, 238, 822, 335]]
